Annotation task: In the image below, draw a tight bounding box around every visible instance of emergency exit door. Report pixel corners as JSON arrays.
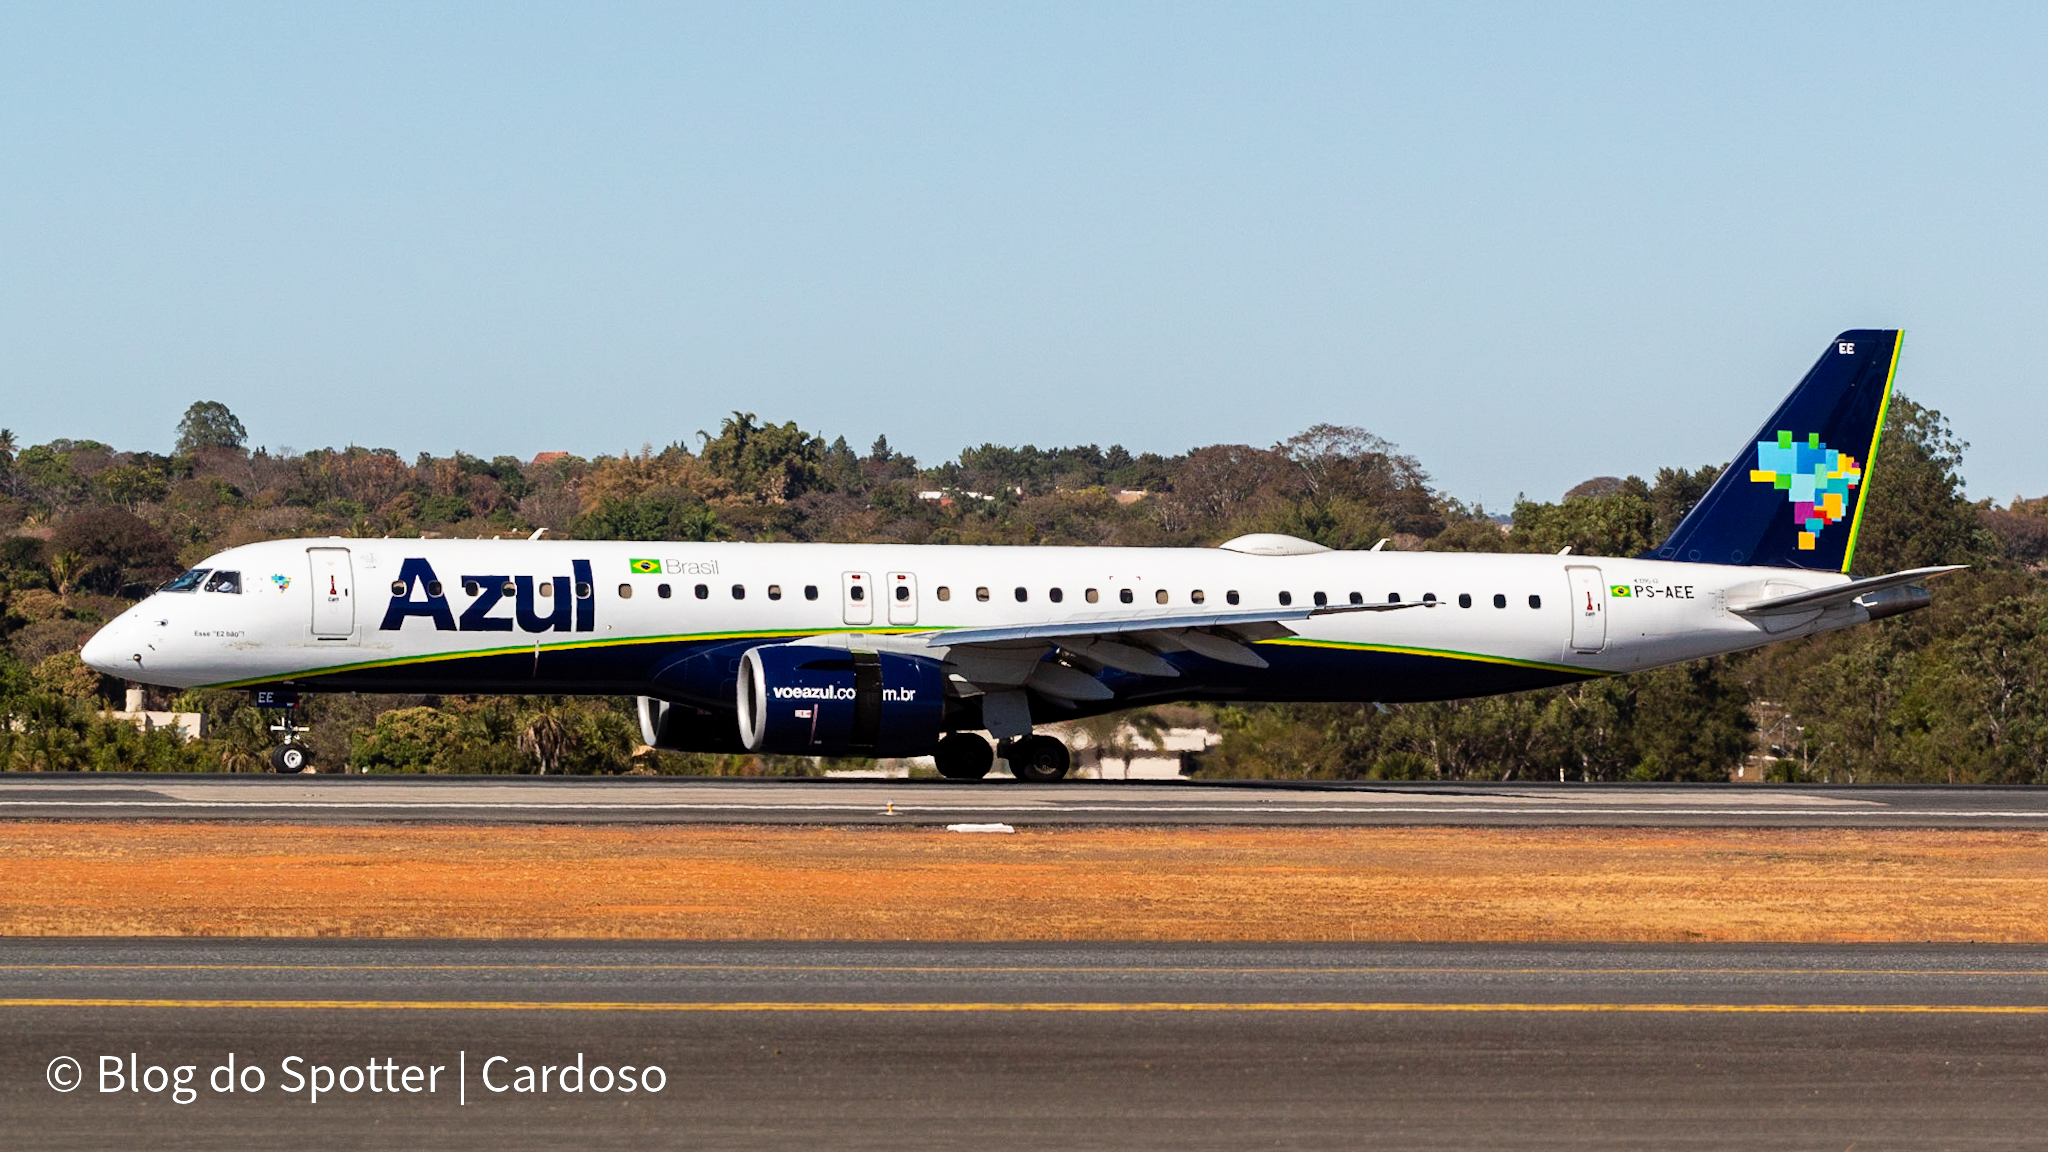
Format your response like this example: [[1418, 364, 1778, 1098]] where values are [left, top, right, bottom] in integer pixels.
[[842, 571, 873, 626], [308, 548, 355, 639], [886, 572, 919, 626], [1566, 565, 1607, 653]]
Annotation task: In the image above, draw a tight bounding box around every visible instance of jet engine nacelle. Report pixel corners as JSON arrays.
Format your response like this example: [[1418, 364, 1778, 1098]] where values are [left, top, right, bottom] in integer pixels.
[[736, 644, 946, 757]]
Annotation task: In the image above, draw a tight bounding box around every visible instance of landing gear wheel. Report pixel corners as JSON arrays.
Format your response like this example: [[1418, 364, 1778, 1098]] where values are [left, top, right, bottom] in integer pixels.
[[269, 744, 311, 774], [932, 732, 995, 780], [1005, 734, 1071, 783]]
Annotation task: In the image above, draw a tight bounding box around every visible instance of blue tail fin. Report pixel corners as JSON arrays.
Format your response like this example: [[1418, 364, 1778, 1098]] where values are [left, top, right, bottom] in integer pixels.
[[1650, 330, 1901, 573]]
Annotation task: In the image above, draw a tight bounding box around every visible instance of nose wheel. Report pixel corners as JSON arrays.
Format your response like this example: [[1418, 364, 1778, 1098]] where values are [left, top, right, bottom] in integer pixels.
[[268, 742, 312, 774], [256, 688, 314, 774], [1000, 734, 1071, 783]]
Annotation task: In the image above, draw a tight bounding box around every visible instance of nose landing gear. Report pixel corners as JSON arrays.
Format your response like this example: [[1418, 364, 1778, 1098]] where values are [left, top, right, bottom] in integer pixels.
[[254, 687, 314, 774], [268, 740, 312, 774]]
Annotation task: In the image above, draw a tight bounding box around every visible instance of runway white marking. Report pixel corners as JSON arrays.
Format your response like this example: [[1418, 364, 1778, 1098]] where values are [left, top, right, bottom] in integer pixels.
[[1, 800, 2040, 819]]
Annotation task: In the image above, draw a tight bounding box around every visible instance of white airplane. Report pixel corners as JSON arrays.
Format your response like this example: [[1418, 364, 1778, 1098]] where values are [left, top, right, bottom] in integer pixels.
[[83, 330, 1960, 778]]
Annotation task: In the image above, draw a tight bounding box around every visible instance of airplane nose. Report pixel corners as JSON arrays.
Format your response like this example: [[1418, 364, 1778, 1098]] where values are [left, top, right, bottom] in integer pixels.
[[80, 623, 132, 677]]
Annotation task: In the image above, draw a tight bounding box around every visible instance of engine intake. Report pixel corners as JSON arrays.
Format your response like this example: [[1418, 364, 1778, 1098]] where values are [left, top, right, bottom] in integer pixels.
[[736, 644, 945, 757]]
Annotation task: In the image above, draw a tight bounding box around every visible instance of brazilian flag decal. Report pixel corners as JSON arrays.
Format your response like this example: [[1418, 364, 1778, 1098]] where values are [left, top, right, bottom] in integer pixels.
[[1609, 585, 1632, 598], [628, 558, 662, 575]]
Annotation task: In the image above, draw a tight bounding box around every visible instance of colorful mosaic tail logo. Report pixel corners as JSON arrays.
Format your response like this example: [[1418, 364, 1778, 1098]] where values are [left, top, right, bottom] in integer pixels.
[[1749, 431, 1862, 551]]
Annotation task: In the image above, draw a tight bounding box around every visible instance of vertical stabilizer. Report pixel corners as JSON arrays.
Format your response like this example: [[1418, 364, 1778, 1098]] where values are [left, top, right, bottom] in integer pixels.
[[1650, 330, 1901, 572]]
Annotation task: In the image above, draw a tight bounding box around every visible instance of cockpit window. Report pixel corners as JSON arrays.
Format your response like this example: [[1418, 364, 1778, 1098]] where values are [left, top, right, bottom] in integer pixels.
[[160, 569, 210, 593], [203, 570, 242, 594]]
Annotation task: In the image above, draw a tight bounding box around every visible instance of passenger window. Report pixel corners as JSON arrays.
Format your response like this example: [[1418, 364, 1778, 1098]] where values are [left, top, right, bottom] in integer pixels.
[[1313, 591, 1328, 607], [1493, 594, 1507, 609], [804, 585, 819, 601], [1190, 589, 1205, 604], [1387, 592, 1401, 604], [1458, 593, 1472, 608], [895, 585, 911, 602], [1119, 589, 1134, 604], [1279, 591, 1293, 606], [538, 581, 552, 598], [1014, 587, 1028, 602], [1049, 588, 1063, 603], [1422, 592, 1437, 604], [617, 584, 633, 599], [502, 581, 516, 597], [159, 569, 209, 593], [1155, 589, 1169, 605], [732, 584, 745, 599], [390, 581, 406, 596], [658, 584, 672, 599], [972, 587, 987, 602], [205, 571, 242, 594], [574, 582, 592, 599], [696, 584, 710, 599], [1349, 592, 1363, 606], [1529, 594, 1542, 609], [1085, 589, 1100, 603], [463, 580, 481, 597], [937, 586, 951, 602], [767, 584, 782, 601], [1226, 590, 1240, 605]]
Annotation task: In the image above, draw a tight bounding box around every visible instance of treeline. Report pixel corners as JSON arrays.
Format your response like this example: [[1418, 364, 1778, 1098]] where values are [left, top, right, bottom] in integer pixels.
[[0, 396, 2042, 780]]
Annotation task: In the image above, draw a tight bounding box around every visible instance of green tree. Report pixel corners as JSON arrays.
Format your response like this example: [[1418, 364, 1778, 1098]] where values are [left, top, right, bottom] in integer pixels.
[[1851, 395, 1980, 573], [174, 401, 248, 455], [571, 493, 722, 541], [698, 413, 824, 502], [1510, 489, 1656, 556]]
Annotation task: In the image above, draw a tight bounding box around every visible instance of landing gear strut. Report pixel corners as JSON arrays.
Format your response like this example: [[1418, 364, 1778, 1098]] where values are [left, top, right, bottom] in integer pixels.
[[932, 732, 995, 780], [255, 687, 313, 774], [1000, 734, 1071, 783]]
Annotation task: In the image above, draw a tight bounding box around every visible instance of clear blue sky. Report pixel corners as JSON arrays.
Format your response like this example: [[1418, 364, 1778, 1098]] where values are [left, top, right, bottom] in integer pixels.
[[3, 3, 2043, 506]]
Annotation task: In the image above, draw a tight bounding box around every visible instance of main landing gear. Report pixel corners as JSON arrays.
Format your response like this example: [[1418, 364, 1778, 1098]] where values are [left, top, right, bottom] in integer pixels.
[[932, 732, 995, 780], [1000, 734, 1072, 783], [930, 732, 1073, 782]]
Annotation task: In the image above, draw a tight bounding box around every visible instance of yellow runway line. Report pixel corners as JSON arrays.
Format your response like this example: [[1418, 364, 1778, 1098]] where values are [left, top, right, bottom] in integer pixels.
[[4, 998, 2048, 1014]]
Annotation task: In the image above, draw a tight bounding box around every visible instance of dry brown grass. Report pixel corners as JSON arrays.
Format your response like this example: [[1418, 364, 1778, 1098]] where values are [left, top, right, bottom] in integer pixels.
[[1, 822, 2045, 942]]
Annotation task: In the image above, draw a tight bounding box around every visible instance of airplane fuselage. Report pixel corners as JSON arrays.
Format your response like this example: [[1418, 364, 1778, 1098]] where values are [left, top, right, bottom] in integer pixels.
[[84, 536, 1869, 711]]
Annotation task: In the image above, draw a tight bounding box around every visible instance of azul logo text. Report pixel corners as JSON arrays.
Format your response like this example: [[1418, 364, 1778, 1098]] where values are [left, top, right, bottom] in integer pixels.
[[379, 558, 597, 633]]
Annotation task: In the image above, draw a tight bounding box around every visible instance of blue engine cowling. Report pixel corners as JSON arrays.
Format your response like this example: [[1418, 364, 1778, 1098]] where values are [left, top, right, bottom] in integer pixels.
[[736, 644, 947, 757]]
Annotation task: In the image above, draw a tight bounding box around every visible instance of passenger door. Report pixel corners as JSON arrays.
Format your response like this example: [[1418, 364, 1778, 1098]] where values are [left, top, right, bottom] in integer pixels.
[[886, 571, 919, 626], [841, 571, 873, 626], [1566, 565, 1607, 653], [308, 548, 355, 640]]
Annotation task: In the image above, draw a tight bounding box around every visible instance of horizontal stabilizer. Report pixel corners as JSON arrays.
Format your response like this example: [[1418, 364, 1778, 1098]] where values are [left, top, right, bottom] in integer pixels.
[[1727, 565, 1966, 616]]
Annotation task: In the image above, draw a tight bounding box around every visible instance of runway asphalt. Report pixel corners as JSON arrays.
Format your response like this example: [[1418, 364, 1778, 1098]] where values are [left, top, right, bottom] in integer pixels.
[[4, 772, 2048, 827], [4, 939, 2047, 1149]]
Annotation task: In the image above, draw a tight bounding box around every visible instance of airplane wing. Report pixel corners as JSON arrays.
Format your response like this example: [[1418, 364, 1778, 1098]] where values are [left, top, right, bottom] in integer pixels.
[[925, 600, 1424, 648], [889, 601, 1436, 709]]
